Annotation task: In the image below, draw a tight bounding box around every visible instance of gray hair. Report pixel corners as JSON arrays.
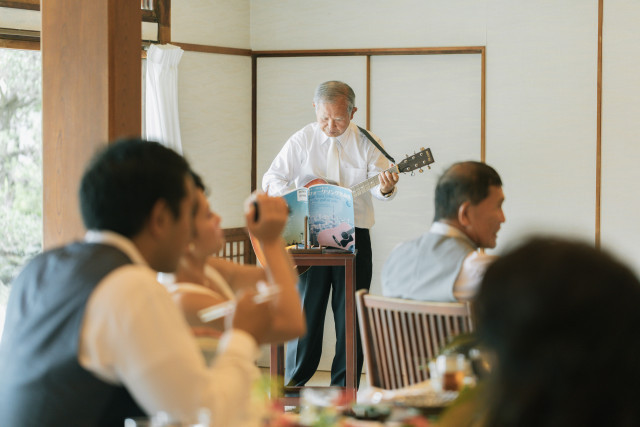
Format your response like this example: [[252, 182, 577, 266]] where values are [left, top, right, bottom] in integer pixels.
[[313, 81, 356, 114]]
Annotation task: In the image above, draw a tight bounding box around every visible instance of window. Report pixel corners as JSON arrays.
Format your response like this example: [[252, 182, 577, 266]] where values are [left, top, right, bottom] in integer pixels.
[[0, 48, 42, 337]]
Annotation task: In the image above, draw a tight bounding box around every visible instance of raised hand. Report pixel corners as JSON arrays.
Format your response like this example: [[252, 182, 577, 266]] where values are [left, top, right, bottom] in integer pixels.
[[245, 193, 289, 245]]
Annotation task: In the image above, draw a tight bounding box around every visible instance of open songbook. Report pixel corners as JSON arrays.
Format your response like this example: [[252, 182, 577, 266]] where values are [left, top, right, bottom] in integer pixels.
[[282, 184, 356, 252]]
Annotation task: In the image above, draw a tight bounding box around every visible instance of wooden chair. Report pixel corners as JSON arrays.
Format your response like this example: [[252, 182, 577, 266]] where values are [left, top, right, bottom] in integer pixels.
[[216, 227, 256, 265], [355, 289, 473, 390]]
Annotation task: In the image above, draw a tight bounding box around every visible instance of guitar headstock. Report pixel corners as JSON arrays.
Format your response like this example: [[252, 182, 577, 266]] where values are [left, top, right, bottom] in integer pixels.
[[396, 147, 435, 173]]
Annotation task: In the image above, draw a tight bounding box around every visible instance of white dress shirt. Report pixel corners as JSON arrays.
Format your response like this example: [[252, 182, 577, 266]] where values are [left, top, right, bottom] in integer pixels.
[[262, 121, 396, 229], [78, 231, 260, 426], [429, 222, 497, 301]]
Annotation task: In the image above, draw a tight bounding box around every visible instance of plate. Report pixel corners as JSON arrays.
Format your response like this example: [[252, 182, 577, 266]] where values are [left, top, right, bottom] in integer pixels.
[[391, 390, 459, 408]]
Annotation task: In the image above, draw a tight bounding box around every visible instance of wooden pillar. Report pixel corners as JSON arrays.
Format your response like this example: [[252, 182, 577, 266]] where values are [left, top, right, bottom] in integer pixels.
[[156, 0, 171, 44], [42, 0, 141, 248]]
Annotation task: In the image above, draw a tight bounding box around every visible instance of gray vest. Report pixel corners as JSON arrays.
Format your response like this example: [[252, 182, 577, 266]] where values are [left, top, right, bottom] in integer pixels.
[[381, 231, 476, 302], [0, 242, 145, 427]]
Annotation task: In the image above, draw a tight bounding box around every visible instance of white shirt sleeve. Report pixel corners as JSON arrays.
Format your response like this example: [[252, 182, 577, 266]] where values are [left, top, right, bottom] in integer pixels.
[[262, 138, 302, 196], [78, 265, 259, 426], [452, 251, 497, 302], [376, 184, 397, 200]]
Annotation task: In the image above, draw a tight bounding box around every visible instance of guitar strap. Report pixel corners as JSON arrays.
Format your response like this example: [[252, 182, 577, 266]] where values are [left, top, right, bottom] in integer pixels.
[[357, 126, 396, 164]]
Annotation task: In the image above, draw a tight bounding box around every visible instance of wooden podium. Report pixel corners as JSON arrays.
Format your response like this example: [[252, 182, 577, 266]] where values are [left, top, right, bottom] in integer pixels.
[[270, 250, 357, 405]]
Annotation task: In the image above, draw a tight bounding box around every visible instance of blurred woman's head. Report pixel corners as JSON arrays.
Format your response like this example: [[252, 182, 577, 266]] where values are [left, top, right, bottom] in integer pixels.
[[189, 172, 224, 257], [475, 237, 640, 427]]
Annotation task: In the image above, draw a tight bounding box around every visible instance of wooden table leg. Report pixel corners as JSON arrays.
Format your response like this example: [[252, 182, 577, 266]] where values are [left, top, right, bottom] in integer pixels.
[[345, 257, 357, 402], [269, 253, 358, 405], [270, 344, 284, 399]]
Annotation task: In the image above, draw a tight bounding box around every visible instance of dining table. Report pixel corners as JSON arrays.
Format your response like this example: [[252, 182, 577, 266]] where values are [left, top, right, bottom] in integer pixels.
[[266, 378, 464, 426]]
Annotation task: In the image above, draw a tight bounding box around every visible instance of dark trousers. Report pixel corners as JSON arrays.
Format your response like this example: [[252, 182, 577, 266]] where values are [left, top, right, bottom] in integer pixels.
[[285, 228, 372, 387]]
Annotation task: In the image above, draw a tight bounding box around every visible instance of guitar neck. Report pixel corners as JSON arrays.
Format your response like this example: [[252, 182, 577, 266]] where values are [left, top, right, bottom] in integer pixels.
[[350, 165, 399, 199]]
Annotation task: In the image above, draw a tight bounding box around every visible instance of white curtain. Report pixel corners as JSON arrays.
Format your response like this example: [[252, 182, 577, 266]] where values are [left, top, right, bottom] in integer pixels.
[[145, 44, 184, 153]]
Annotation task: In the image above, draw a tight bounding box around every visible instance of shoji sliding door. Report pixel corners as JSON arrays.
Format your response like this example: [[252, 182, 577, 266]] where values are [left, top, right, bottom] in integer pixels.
[[255, 52, 482, 370]]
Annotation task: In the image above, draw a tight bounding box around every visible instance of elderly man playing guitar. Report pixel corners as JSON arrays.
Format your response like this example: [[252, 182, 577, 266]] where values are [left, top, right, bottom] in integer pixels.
[[262, 80, 399, 388]]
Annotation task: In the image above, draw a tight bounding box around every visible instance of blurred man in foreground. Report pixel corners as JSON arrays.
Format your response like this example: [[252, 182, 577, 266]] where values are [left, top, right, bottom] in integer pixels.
[[0, 139, 289, 426]]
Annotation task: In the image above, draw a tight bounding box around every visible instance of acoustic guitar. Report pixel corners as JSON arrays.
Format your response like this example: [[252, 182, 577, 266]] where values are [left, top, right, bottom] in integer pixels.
[[250, 147, 435, 273]]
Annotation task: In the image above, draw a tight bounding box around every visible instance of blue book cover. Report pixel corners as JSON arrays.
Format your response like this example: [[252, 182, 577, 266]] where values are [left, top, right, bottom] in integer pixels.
[[282, 188, 309, 247], [281, 184, 355, 252]]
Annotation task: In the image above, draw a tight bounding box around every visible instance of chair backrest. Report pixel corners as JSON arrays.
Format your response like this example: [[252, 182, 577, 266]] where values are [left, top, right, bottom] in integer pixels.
[[216, 227, 256, 265], [356, 289, 473, 390]]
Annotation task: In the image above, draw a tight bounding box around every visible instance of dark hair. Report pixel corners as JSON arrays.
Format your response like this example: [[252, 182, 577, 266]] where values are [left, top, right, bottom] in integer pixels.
[[190, 170, 206, 192], [475, 238, 640, 426], [433, 161, 502, 221], [79, 138, 191, 238]]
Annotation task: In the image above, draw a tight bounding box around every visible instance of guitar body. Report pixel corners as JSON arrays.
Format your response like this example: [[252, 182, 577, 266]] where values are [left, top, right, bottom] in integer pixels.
[[247, 232, 311, 274], [304, 177, 329, 187]]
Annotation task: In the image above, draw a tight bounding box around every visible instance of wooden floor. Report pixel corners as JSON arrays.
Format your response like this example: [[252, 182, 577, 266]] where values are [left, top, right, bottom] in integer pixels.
[[259, 368, 369, 405]]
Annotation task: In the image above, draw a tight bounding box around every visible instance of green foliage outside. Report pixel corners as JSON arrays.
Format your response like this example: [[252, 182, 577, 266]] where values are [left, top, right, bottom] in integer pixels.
[[0, 49, 43, 304]]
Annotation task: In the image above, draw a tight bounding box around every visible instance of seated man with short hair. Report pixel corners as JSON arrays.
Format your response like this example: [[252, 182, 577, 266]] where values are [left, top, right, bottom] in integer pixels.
[[381, 161, 505, 302]]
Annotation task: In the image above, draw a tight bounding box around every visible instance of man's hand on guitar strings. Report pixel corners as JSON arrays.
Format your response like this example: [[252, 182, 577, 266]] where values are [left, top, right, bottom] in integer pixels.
[[379, 168, 400, 195]]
